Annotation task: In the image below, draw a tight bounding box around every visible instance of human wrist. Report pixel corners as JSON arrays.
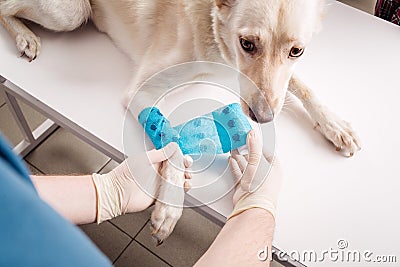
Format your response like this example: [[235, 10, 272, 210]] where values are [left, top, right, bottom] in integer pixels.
[[92, 172, 123, 224], [228, 194, 276, 221], [227, 208, 275, 237]]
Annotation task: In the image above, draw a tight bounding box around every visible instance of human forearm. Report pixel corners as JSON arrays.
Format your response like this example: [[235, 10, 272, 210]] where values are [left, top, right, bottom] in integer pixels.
[[31, 175, 97, 225], [30, 143, 191, 226], [195, 208, 275, 267]]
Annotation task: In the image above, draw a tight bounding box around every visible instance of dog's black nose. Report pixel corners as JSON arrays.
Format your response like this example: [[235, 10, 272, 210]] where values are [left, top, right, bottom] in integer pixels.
[[249, 107, 274, 123], [249, 107, 258, 122]]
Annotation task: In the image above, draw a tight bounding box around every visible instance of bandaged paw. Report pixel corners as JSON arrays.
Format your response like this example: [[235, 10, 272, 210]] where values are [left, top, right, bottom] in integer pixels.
[[137, 103, 252, 155]]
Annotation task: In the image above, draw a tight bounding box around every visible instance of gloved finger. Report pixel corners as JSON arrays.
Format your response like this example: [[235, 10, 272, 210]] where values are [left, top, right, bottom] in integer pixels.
[[231, 149, 247, 172], [262, 147, 274, 164], [232, 152, 247, 172], [241, 131, 263, 192], [184, 155, 193, 168], [147, 142, 180, 163], [246, 130, 262, 166], [228, 156, 243, 182], [184, 181, 192, 193], [231, 149, 240, 157]]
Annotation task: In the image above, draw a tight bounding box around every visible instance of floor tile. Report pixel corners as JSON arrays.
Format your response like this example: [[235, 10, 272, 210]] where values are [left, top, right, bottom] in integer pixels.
[[110, 208, 151, 238], [114, 240, 170, 267], [0, 98, 47, 146], [271, 260, 284, 267], [99, 159, 119, 174], [337, 0, 376, 14], [135, 208, 221, 267], [25, 161, 44, 175], [25, 128, 110, 175], [0, 105, 23, 146], [18, 99, 47, 133], [79, 221, 132, 263], [0, 84, 5, 107]]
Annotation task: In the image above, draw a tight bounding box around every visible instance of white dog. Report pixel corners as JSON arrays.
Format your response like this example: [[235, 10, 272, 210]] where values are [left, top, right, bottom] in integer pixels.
[[0, 0, 360, 244]]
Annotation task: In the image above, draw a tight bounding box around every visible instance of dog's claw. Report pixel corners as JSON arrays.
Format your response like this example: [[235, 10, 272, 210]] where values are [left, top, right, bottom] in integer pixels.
[[151, 228, 163, 246], [16, 33, 41, 62], [314, 110, 361, 157], [155, 237, 164, 247], [150, 202, 183, 246]]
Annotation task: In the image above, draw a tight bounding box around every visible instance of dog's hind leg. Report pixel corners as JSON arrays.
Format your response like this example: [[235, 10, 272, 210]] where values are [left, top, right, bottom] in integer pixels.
[[288, 76, 361, 157], [0, 0, 91, 60]]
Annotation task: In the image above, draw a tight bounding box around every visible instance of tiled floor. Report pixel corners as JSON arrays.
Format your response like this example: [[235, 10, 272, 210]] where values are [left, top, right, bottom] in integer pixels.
[[0, 1, 376, 266], [0, 89, 5, 107]]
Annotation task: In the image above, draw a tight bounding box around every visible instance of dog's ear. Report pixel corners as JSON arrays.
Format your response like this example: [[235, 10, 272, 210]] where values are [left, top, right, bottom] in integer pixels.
[[214, 0, 235, 9]]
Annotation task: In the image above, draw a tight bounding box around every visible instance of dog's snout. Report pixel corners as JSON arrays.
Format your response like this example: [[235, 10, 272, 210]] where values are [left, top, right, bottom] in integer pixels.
[[248, 107, 274, 123]]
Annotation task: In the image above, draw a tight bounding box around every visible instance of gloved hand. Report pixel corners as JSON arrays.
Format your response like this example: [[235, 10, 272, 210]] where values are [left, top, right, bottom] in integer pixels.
[[92, 143, 192, 224], [228, 130, 282, 220]]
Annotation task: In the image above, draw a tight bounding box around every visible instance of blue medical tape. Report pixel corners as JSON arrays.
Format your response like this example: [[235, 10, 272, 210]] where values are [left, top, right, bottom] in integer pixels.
[[138, 103, 252, 155]]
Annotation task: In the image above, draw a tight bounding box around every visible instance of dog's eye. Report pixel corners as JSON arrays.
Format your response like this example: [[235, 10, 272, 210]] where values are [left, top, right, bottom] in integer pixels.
[[240, 38, 255, 53], [289, 47, 304, 58]]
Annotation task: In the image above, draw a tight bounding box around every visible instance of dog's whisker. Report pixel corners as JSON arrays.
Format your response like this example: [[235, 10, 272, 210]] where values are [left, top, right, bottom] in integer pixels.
[[282, 105, 298, 118]]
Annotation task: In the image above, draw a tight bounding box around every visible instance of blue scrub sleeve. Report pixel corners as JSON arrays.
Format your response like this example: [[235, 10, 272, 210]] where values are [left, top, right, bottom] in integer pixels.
[[0, 134, 112, 267]]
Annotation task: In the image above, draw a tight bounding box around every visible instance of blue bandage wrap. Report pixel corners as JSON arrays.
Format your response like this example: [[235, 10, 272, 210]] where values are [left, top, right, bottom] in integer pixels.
[[138, 103, 252, 155]]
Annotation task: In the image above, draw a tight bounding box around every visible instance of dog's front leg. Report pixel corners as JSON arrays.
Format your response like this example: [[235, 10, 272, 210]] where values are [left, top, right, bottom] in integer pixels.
[[128, 90, 187, 245], [0, 15, 41, 61], [151, 144, 187, 245], [288, 76, 361, 156]]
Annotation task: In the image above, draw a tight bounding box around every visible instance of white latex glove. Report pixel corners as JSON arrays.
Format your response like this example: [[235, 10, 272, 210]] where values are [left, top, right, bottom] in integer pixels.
[[228, 130, 282, 220], [92, 143, 192, 224]]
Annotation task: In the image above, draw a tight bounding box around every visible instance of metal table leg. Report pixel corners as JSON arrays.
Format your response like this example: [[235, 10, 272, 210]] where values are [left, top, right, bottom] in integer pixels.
[[0, 77, 58, 157]]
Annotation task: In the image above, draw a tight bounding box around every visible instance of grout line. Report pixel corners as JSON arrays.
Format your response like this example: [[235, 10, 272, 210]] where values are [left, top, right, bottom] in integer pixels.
[[108, 218, 144, 239], [24, 159, 46, 175], [132, 240, 173, 267], [25, 161, 45, 175], [131, 220, 173, 266], [23, 128, 61, 174], [24, 158, 46, 174], [112, 239, 134, 265], [97, 158, 112, 173], [23, 127, 60, 160], [133, 219, 150, 239], [112, 218, 158, 265]]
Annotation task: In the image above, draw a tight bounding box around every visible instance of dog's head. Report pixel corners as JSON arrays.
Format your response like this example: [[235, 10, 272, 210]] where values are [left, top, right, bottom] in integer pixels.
[[212, 0, 323, 123]]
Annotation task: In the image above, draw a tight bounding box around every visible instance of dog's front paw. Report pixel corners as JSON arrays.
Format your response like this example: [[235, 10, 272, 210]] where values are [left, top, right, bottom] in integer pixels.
[[16, 32, 41, 61], [315, 110, 361, 157], [150, 145, 186, 245], [150, 201, 183, 246]]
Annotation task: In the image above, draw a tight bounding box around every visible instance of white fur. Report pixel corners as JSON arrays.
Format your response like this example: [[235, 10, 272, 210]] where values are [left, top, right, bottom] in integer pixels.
[[0, 0, 361, 243]]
